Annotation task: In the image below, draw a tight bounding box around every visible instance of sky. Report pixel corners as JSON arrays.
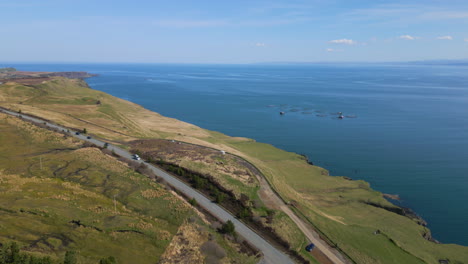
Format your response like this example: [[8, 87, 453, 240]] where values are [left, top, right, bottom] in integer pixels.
[[1, 0, 468, 63]]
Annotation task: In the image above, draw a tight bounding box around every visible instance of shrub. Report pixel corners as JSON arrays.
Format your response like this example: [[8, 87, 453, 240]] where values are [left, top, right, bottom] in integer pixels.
[[214, 192, 225, 204], [238, 207, 251, 219], [99, 256, 116, 264], [189, 198, 198, 206], [64, 251, 77, 264], [220, 220, 235, 236]]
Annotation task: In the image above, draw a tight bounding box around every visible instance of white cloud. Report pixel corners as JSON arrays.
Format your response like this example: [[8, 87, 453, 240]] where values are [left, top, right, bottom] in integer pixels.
[[255, 42, 266, 47], [328, 39, 357, 45], [326, 48, 343, 52], [437, 35, 453, 40], [399, 35, 418, 40], [464, 38, 468, 42]]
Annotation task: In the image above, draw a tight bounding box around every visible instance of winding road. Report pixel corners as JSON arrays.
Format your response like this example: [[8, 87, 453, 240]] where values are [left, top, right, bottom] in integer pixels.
[[0, 108, 295, 264]]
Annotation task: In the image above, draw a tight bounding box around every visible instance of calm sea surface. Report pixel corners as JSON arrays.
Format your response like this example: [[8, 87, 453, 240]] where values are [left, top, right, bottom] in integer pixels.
[[7, 63, 468, 245]]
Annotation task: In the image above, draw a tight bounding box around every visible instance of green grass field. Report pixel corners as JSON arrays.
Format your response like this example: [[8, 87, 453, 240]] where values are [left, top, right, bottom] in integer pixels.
[[1, 76, 467, 263], [0, 112, 254, 263]]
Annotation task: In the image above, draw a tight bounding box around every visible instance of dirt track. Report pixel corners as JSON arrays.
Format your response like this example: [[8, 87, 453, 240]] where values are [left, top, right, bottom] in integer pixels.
[[256, 169, 349, 264]]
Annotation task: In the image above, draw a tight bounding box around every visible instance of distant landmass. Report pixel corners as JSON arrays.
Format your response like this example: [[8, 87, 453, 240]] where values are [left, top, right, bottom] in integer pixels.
[[406, 59, 468, 66], [0, 69, 97, 85], [0, 67, 16, 73], [254, 59, 468, 66]]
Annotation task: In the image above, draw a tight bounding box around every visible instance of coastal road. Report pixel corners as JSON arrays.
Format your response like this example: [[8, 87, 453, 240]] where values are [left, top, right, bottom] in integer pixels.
[[0, 108, 295, 264]]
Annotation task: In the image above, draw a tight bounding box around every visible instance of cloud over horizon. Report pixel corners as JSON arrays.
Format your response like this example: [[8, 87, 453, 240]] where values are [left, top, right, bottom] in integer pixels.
[[399, 35, 418, 40], [328, 39, 357, 45], [437, 35, 453, 40]]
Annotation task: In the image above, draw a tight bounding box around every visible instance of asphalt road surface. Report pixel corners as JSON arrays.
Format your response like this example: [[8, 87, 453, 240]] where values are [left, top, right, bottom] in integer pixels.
[[0, 108, 295, 264]]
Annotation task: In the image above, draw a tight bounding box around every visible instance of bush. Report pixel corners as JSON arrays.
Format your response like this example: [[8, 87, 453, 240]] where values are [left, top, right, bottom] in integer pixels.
[[189, 198, 198, 206], [64, 251, 77, 264], [220, 220, 235, 236], [238, 207, 251, 219], [99, 256, 116, 264], [0, 242, 54, 264], [214, 192, 225, 204]]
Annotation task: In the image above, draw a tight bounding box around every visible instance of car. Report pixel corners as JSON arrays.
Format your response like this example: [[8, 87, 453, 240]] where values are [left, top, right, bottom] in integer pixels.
[[75, 132, 80, 135], [132, 154, 141, 160], [305, 243, 315, 252], [87, 136, 91, 139]]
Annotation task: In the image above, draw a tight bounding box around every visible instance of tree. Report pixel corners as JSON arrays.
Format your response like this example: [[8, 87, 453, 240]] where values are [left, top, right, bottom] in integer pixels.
[[82, 128, 87, 134], [5, 242, 20, 264], [215, 192, 225, 204], [99, 256, 116, 264], [220, 220, 235, 235], [64, 251, 77, 264], [189, 198, 198, 206], [238, 207, 251, 219]]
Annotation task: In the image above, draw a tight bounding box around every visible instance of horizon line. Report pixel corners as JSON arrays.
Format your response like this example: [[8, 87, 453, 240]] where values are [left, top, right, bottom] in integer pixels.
[[1, 59, 468, 65]]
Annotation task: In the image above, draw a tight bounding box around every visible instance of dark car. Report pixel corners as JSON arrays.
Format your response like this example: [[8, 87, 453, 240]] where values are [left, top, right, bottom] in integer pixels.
[[305, 243, 315, 252], [75, 132, 80, 135], [87, 136, 91, 139]]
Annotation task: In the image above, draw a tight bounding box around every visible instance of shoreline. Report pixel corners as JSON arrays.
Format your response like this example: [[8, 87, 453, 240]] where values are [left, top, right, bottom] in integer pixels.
[[95, 73, 440, 244], [2, 69, 467, 263]]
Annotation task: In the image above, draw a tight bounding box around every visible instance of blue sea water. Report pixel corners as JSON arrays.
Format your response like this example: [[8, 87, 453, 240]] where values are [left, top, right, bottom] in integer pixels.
[[6, 63, 468, 246]]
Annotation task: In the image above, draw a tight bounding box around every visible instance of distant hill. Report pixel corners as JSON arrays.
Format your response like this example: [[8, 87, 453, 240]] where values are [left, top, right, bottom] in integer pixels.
[[0, 67, 16, 73]]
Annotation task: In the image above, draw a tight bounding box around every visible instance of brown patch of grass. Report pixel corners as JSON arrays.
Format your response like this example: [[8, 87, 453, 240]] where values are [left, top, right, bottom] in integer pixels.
[[130, 139, 259, 198], [141, 189, 165, 199], [158, 222, 209, 264]]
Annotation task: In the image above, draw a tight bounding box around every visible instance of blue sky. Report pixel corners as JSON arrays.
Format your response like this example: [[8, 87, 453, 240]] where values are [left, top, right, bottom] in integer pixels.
[[1, 0, 468, 63]]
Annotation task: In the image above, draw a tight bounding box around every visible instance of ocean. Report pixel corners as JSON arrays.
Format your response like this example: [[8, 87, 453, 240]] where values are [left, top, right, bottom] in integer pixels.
[[7, 63, 468, 246]]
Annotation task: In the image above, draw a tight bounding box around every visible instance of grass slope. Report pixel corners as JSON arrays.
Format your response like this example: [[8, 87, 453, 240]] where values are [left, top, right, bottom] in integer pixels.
[[0, 77, 467, 263], [0, 112, 252, 263]]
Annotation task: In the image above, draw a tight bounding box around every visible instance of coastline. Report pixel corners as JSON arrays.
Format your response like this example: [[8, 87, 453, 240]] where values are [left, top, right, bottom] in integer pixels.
[[2, 69, 467, 263], [78, 73, 466, 256], [86, 76, 438, 242]]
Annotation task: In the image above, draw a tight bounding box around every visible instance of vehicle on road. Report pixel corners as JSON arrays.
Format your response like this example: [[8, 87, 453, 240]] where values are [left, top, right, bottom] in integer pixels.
[[132, 154, 141, 160], [75, 132, 80, 135], [87, 136, 91, 139], [306, 243, 315, 252]]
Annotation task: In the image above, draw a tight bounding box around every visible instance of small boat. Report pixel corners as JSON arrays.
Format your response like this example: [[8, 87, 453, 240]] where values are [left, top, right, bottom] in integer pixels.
[[338, 115, 344, 119], [280, 111, 285, 115]]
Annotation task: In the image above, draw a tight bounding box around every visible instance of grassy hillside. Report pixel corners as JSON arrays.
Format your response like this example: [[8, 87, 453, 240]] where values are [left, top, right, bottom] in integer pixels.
[[0, 76, 467, 263], [0, 112, 256, 264]]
